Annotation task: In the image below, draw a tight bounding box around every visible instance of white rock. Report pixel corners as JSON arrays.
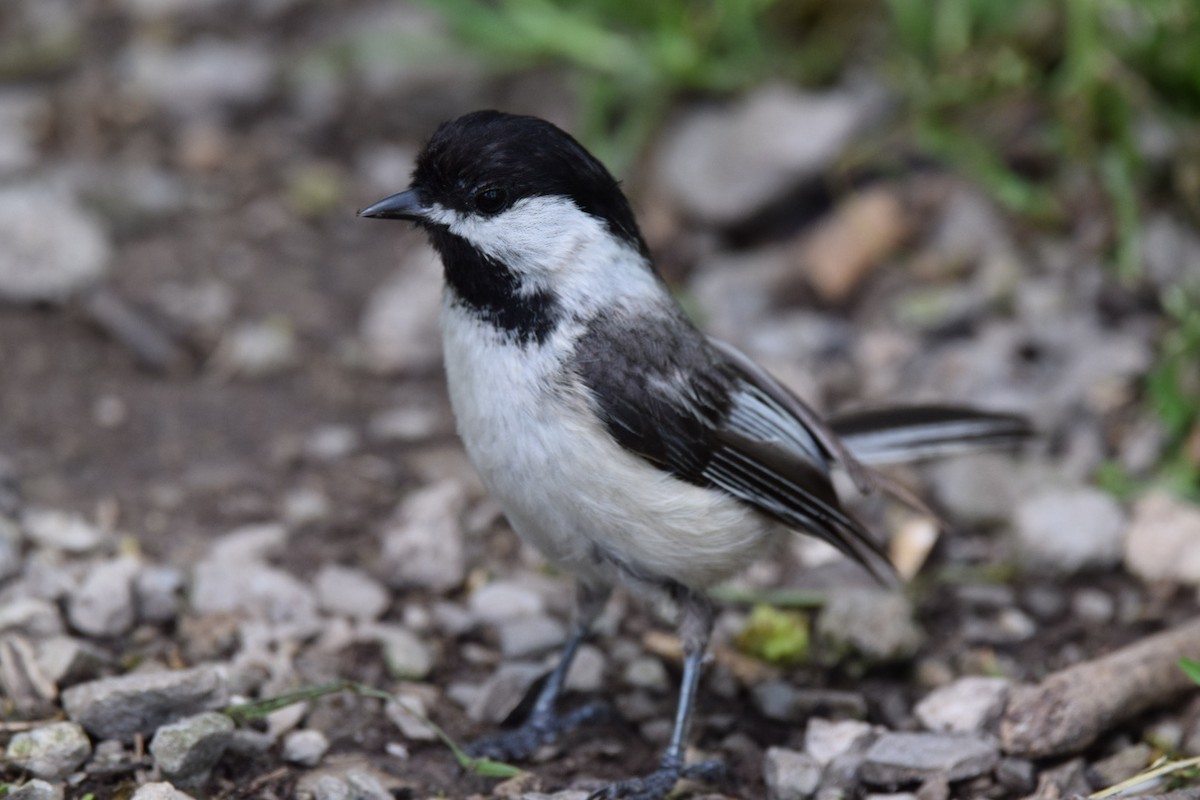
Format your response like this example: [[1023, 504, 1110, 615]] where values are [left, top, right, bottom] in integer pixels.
[[386, 694, 438, 741], [4, 721, 91, 780], [22, 508, 110, 554], [657, 84, 884, 224], [190, 560, 319, 632], [282, 729, 329, 767], [0, 90, 44, 174], [564, 643, 606, 693], [0, 187, 110, 303], [131, 783, 198, 800], [359, 245, 444, 374], [467, 580, 545, 625], [763, 746, 822, 800], [1014, 487, 1125, 573], [208, 522, 287, 563], [497, 614, 565, 659], [816, 589, 922, 661], [362, 623, 433, 680], [314, 564, 389, 621], [914, 676, 1009, 734], [67, 556, 140, 638], [622, 656, 668, 692], [1125, 491, 1200, 584], [148, 711, 235, 785], [804, 717, 873, 765], [7, 780, 64, 800], [381, 481, 466, 592], [0, 598, 65, 638], [136, 565, 186, 624]]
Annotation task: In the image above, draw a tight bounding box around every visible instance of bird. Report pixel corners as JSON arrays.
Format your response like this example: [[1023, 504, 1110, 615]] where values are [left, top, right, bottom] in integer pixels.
[[359, 110, 1030, 800]]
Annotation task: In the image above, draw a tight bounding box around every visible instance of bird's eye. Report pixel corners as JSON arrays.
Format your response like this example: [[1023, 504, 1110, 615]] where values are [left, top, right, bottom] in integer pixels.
[[474, 187, 507, 215]]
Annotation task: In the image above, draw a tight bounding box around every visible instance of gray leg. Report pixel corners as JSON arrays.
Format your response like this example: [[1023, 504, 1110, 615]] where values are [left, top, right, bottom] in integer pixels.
[[588, 590, 727, 800], [467, 582, 612, 761]]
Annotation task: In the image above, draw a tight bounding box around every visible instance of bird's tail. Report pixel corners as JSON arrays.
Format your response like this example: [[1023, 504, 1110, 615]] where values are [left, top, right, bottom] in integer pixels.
[[830, 405, 1033, 466]]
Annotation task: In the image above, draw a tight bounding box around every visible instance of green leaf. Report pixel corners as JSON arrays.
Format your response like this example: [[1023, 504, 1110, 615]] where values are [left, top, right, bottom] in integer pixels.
[[736, 604, 810, 665], [1180, 657, 1200, 686]]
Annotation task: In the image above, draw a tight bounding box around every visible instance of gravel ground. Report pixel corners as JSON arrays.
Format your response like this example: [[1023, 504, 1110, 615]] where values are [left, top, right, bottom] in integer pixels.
[[1, 2, 1199, 799]]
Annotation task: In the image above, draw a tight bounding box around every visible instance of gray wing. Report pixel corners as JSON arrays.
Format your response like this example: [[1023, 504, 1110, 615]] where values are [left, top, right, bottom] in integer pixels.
[[572, 313, 897, 585]]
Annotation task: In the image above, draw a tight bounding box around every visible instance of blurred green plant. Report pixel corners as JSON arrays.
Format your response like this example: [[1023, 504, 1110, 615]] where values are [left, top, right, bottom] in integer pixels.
[[1144, 284, 1200, 498], [885, 0, 1200, 278], [735, 604, 810, 665], [419, 0, 872, 172]]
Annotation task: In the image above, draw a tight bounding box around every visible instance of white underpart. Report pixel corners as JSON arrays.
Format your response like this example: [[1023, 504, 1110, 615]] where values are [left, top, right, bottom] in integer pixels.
[[435, 196, 777, 591]]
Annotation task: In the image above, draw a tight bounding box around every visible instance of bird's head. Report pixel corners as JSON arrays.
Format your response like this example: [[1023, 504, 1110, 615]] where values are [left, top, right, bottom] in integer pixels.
[[360, 111, 650, 289]]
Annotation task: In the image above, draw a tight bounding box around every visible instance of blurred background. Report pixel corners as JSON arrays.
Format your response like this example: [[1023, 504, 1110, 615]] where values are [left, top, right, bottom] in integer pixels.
[[1, 0, 1199, 797]]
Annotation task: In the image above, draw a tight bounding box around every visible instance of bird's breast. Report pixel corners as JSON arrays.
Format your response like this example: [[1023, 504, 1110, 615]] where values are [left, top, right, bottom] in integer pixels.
[[439, 298, 773, 590]]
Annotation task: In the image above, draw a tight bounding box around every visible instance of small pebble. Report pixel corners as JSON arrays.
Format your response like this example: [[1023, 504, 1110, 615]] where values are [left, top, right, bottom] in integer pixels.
[[282, 729, 330, 767], [148, 711, 235, 787], [5, 721, 91, 780], [763, 746, 822, 800]]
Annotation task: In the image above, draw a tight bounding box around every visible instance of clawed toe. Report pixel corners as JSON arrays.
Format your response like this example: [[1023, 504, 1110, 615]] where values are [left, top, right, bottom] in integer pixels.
[[587, 757, 727, 800], [465, 701, 612, 762]]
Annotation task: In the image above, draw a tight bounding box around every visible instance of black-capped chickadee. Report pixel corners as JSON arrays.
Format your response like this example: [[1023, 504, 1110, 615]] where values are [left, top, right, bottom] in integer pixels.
[[361, 110, 1029, 800]]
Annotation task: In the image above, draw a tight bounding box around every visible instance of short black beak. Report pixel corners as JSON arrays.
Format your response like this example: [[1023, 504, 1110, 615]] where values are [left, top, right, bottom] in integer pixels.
[[358, 188, 429, 221]]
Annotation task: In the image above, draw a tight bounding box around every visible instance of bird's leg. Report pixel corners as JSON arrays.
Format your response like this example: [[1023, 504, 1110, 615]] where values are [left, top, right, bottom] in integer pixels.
[[588, 590, 727, 800], [466, 582, 612, 762]]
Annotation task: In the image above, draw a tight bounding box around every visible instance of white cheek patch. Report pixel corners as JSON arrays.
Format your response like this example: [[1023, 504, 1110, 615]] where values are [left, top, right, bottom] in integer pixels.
[[445, 195, 603, 279]]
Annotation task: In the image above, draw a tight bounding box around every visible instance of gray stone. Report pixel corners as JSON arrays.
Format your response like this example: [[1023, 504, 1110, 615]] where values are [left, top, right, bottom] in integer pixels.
[[752, 681, 867, 723], [314, 564, 389, 621], [4, 721, 91, 780], [0, 188, 110, 303], [563, 643, 606, 693], [914, 677, 1009, 734], [386, 694, 438, 741], [469, 662, 544, 723], [121, 40, 275, 119], [657, 84, 884, 224], [136, 565, 186, 624], [7, 780, 63, 800], [498, 614, 566, 659], [36, 635, 109, 687], [804, 717, 873, 765], [1071, 588, 1115, 624], [345, 770, 392, 800], [1087, 743, 1153, 789], [1124, 490, 1200, 584], [381, 481, 467, 592], [622, 655, 669, 692], [468, 580, 545, 625], [282, 729, 329, 767], [816, 590, 922, 662], [67, 556, 139, 638], [0, 515, 21, 582], [860, 732, 999, 786], [21, 508, 110, 553], [927, 454, 1022, 527], [131, 783, 199, 800], [190, 560, 319, 631], [301, 775, 350, 800], [208, 522, 287, 563], [0, 90, 44, 174], [363, 623, 433, 680], [0, 598, 64, 638], [304, 425, 360, 462], [149, 711, 235, 787], [62, 665, 229, 740], [763, 746, 822, 800], [1, 635, 59, 717], [359, 246, 444, 374], [1141, 211, 1200, 289], [1014, 487, 1125, 573], [993, 757, 1035, 794]]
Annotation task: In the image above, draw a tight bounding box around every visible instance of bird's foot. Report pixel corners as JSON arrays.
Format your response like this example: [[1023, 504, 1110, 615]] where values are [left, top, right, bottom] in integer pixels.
[[587, 757, 727, 800], [465, 701, 611, 762]]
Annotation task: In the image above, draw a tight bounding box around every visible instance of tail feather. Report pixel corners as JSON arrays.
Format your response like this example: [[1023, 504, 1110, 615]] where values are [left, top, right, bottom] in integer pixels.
[[831, 405, 1034, 466]]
